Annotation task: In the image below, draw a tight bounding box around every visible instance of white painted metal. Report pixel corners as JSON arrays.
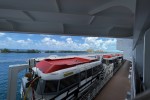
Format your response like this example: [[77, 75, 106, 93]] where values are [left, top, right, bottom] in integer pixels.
[[129, 58, 135, 99], [7, 64, 28, 100], [55, 92, 67, 100]]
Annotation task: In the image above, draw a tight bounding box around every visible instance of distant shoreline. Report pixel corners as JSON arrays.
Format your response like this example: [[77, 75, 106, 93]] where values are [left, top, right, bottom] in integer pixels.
[[0, 48, 88, 53], [0, 48, 115, 54]]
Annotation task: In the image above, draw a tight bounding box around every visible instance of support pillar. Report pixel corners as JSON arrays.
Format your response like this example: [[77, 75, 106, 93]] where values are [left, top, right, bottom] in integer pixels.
[[135, 37, 144, 77], [143, 28, 150, 89]]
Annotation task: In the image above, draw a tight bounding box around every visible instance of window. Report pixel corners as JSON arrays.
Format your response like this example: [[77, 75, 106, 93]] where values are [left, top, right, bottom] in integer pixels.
[[109, 60, 113, 64], [106, 60, 109, 65], [119, 57, 122, 59], [87, 69, 92, 78], [102, 59, 106, 64], [99, 64, 103, 71], [80, 71, 86, 81], [59, 74, 79, 90], [102, 59, 110, 65], [44, 80, 58, 93], [93, 65, 100, 75]]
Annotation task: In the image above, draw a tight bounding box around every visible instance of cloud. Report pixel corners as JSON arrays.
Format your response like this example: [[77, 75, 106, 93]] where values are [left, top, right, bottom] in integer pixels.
[[6, 37, 12, 41], [102, 39, 116, 50], [0, 32, 5, 37], [0, 37, 34, 49], [66, 38, 73, 44], [40, 34, 53, 37], [0, 34, 117, 51], [60, 36, 70, 39], [41, 37, 65, 49], [17, 38, 33, 45], [27, 34, 33, 36], [40, 37, 116, 50], [82, 37, 116, 50]]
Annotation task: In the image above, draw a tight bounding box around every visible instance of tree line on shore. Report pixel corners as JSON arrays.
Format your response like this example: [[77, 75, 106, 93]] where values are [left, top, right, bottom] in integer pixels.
[[0, 48, 87, 53], [0, 48, 107, 53], [0, 48, 41, 53]]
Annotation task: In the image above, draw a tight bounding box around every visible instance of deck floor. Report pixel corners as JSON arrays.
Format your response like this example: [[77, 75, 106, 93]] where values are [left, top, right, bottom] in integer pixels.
[[94, 61, 131, 100]]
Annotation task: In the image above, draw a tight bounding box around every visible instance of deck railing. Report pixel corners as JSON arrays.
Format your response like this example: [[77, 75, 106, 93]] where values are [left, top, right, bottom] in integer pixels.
[[131, 59, 136, 99]]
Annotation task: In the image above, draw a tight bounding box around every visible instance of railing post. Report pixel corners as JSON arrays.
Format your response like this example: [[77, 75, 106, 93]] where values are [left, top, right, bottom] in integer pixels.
[[7, 64, 28, 100], [131, 57, 136, 99]]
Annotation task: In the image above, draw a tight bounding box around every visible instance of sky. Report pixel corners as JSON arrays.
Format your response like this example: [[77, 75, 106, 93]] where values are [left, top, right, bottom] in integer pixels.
[[0, 32, 118, 51]]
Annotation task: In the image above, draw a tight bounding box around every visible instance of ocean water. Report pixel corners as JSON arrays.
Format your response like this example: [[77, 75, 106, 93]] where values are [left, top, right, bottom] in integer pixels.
[[0, 53, 88, 100]]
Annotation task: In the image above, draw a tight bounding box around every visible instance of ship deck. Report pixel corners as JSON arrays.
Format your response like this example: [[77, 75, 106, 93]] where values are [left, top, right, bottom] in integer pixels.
[[94, 60, 131, 100]]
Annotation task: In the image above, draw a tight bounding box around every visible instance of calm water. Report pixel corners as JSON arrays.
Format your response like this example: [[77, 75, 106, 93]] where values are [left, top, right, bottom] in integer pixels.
[[0, 53, 88, 100]]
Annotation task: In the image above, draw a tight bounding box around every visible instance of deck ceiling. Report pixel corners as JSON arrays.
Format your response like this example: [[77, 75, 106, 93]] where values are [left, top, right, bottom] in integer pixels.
[[0, 0, 136, 38]]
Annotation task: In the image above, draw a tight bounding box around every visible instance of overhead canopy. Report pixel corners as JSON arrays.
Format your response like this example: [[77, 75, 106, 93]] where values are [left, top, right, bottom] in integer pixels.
[[0, 0, 136, 38]]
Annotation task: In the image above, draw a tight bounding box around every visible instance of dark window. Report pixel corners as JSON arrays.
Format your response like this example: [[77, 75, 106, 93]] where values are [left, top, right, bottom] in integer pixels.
[[44, 80, 58, 93], [93, 65, 100, 75], [109, 60, 114, 63], [106, 60, 109, 65], [99, 64, 103, 71], [59, 74, 79, 90], [119, 57, 122, 59], [102, 59, 110, 65], [97, 65, 100, 71], [102, 59, 106, 64], [80, 71, 86, 81], [87, 69, 92, 78]]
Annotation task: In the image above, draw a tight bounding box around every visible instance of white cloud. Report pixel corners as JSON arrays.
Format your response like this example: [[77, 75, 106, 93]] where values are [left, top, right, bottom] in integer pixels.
[[40, 34, 53, 37], [66, 38, 73, 44], [0, 37, 34, 49], [17, 38, 33, 45], [0, 34, 117, 51], [81, 37, 116, 50], [60, 36, 70, 39], [41, 37, 65, 49], [0, 32, 5, 37], [27, 38, 32, 42], [41, 37, 50, 43], [102, 39, 116, 50], [40, 37, 116, 50], [6, 37, 12, 41], [28, 34, 33, 36]]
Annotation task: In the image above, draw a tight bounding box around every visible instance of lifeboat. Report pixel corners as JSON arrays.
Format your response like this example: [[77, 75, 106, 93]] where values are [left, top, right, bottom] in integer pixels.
[[21, 54, 123, 100], [36, 57, 97, 73]]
